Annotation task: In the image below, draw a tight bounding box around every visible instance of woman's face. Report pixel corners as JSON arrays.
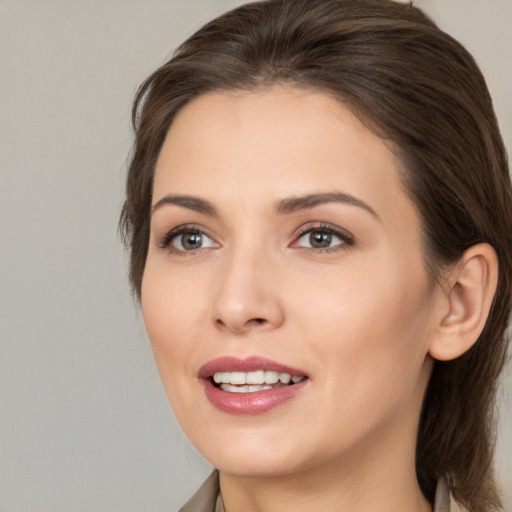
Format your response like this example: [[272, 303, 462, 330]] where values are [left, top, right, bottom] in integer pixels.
[[142, 87, 441, 478]]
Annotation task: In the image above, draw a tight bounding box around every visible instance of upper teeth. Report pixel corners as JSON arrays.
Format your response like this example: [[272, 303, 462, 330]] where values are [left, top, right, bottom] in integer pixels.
[[213, 370, 303, 385]]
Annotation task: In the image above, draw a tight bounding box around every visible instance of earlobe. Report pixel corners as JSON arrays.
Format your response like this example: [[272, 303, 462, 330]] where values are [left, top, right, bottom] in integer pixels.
[[429, 243, 499, 361]]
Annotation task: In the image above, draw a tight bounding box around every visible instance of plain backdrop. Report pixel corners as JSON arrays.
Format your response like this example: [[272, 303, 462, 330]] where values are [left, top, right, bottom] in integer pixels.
[[1, 0, 511, 510]]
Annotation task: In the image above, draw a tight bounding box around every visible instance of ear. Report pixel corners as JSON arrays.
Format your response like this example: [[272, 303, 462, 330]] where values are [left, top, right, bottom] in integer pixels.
[[429, 243, 499, 361]]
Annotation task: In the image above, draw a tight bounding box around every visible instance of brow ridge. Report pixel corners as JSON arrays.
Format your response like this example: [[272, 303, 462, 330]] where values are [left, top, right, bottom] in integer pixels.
[[151, 191, 377, 219], [151, 195, 217, 216], [274, 192, 378, 217]]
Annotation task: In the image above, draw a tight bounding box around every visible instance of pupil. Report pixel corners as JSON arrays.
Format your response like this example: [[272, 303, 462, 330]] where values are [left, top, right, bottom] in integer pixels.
[[310, 231, 332, 248], [183, 232, 202, 250]]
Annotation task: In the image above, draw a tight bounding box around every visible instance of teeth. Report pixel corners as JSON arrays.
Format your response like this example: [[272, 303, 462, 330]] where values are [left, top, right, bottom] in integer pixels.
[[230, 372, 246, 385], [246, 370, 265, 384], [221, 384, 249, 393], [264, 370, 279, 384], [279, 372, 291, 384], [220, 384, 273, 393], [248, 385, 271, 392], [213, 372, 226, 384], [212, 370, 304, 386]]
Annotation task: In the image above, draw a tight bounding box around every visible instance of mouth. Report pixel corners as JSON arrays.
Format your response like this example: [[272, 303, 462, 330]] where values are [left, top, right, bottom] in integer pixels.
[[211, 370, 306, 393], [198, 356, 309, 414]]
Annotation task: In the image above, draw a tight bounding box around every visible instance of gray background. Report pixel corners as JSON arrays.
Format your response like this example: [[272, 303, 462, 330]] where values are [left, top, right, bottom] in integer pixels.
[[1, 0, 510, 510]]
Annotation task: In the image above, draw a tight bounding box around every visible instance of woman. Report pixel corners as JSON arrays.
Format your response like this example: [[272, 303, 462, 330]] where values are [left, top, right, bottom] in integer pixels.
[[120, 0, 512, 510]]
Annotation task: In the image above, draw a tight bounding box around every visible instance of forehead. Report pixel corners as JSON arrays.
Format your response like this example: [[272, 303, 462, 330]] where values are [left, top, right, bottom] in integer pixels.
[[153, 87, 416, 226]]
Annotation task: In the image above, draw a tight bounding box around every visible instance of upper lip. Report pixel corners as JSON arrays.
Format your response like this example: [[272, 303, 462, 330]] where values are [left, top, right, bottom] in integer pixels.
[[198, 356, 308, 379]]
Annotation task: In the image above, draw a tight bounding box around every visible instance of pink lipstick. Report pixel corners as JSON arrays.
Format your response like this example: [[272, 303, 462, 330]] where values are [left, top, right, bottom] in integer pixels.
[[198, 356, 309, 415]]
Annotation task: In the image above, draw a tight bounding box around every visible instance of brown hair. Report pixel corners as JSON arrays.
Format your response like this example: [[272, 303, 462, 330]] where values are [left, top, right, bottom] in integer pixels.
[[120, 1, 512, 509]]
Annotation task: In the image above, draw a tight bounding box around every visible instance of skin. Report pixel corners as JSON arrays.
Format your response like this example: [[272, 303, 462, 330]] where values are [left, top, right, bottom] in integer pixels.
[[141, 87, 446, 512]]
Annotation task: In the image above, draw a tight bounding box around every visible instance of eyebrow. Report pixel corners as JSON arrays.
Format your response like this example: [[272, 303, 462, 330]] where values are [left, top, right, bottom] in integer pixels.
[[274, 192, 379, 218], [151, 191, 378, 219], [152, 195, 217, 216]]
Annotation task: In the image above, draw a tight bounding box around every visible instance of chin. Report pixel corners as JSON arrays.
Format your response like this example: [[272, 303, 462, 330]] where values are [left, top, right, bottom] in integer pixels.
[[214, 456, 303, 479], [188, 427, 306, 478]]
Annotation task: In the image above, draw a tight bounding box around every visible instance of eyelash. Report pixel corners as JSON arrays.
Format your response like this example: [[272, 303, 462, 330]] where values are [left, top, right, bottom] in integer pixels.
[[157, 222, 355, 254], [292, 223, 355, 253], [157, 224, 215, 255]]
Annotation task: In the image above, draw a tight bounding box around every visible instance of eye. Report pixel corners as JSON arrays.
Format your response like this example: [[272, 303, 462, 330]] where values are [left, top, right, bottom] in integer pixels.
[[293, 225, 354, 251], [160, 226, 218, 253]]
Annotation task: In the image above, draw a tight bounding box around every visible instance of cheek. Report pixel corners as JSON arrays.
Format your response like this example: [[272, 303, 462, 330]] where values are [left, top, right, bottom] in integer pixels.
[[141, 270, 211, 437], [290, 256, 433, 401], [141, 265, 206, 386]]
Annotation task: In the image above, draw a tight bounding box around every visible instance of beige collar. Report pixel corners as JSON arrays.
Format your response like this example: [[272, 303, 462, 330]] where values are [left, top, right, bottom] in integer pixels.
[[180, 471, 466, 512], [433, 478, 467, 512]]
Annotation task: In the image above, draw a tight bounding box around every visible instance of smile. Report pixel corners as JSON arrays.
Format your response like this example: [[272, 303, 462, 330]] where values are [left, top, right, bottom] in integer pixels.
[[199, 357, 309, 414], [213, 370, 305, 393]]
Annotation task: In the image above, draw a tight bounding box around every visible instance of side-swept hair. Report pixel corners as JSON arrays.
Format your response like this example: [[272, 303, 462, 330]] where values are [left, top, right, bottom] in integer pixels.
[[120, 1, 512, 509]]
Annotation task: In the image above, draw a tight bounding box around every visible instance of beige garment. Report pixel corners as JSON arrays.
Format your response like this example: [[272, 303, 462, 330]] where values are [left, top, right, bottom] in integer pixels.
[[179, 470, 467, 512]]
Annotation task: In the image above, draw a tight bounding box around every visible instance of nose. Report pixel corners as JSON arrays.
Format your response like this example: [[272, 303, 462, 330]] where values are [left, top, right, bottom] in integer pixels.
[[212, 247, 285, 335]]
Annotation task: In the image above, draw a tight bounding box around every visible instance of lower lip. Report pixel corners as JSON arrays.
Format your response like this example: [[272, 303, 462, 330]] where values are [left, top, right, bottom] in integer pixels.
[[201, 379, 308, 415]]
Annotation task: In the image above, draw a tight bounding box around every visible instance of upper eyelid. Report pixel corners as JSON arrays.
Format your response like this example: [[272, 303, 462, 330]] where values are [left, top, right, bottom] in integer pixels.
[[293, 222, 354, 242]]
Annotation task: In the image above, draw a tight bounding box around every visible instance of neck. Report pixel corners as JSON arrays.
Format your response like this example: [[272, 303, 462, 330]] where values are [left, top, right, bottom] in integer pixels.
[[218, 415, 432, 512]]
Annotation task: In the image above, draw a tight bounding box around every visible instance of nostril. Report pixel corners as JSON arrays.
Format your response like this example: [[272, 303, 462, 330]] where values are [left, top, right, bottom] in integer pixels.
[[214, 316, 268, 333]]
